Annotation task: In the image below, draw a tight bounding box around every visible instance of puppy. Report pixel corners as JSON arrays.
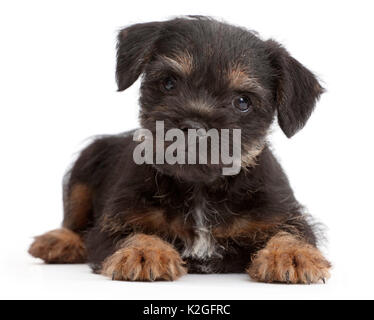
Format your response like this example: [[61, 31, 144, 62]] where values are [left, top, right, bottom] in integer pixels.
[[29, 16, 331, 284]]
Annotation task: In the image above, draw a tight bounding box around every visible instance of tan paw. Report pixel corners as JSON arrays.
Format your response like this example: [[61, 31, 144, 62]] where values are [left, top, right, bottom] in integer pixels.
[[101, 234, 187, 281], [28, 228, 86, 263], [247, 232, 331, 284]]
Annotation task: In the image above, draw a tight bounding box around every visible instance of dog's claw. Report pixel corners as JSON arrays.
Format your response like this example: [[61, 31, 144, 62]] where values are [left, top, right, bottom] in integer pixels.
[[112, 272, 116, 281], [149, 270, 155, 281], [285, 271, 290, 284], [129, 271, 136, 281], [321, 278, 326, 284], [264, 273, 270, 283], [305, 274, 311, 284]]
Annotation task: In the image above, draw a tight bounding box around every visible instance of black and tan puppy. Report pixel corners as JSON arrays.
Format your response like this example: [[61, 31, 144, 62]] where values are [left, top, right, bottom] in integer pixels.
[[29, 16, 331, 284]]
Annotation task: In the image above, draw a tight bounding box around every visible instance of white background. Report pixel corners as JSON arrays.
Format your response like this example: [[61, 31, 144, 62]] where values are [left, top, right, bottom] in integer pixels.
[[1, 0, 373, 300]]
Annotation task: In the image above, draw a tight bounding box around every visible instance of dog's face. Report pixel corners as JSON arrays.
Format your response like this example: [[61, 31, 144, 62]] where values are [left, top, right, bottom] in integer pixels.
[[116, 17, 323, 182]]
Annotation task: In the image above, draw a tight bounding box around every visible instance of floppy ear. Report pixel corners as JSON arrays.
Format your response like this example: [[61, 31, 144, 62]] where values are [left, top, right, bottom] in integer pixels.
[[266, 40, 324, 138], [116, 21, 163, 91]]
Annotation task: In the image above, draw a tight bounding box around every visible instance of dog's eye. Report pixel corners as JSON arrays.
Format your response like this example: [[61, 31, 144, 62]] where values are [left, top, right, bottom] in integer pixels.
[[232, 95, 251, 112], [162, 76, 176, 91]]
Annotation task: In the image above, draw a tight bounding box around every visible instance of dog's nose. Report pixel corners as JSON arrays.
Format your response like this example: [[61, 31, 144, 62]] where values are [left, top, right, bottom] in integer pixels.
[[180, 120, 206, 132]]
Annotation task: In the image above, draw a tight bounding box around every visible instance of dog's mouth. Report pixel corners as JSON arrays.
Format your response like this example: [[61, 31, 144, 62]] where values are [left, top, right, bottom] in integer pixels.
[[151, 137, 235, 183], [132, 122, 244, 181]]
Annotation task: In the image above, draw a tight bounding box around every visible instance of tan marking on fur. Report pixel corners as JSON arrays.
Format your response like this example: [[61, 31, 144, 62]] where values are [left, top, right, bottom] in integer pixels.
[[213, 218, 276, 239], [229, 68, 252, 88], [241, 141, 265, 169], [228, 66, 255, 88], [101, 208, 193, 238], [100, 209, 164, 234], [63, 184, 92, 230], [101, 233, 187, 281], [228, 65, 267, 95], [28, 228, 86, 263], [162, 51, 193, 75], [247, 232, 331, 284], [188, 99, 213, 113]]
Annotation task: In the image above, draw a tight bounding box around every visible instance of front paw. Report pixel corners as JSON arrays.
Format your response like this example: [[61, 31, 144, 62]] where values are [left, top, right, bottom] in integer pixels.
[[28, 228, 86, 263], [101, 234, 187, 281], [247, 232, 331, 284]]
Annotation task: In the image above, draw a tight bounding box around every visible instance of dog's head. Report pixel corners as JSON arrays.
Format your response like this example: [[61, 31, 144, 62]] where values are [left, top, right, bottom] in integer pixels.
[[116, 17, 323, 182]]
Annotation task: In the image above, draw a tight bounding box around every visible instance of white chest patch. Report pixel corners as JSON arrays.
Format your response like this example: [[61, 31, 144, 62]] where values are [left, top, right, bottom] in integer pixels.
[[181, 204, 219, 260]]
